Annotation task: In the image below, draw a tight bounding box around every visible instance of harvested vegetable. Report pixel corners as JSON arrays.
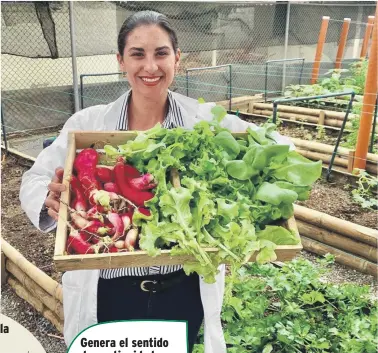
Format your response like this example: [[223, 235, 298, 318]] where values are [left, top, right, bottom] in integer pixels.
[[65, 149, 157, 255], [102, 106, 322, 283], [65, 105, 321, 283]]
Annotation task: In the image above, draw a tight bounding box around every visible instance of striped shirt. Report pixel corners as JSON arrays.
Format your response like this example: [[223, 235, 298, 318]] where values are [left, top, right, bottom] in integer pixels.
[[100, 90, 184, 279]]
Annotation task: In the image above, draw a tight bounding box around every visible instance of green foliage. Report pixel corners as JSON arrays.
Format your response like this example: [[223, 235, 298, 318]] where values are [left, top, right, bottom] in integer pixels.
[[193, 256, 377, 353], [267, 115, 283, 128], [316, 125, 326, 141], [343, 59, 369, 94], [283, 61, 376, 152], [105, 106, 321, 283], [284, 60, 368, 100], [351, 169, 378, 210]]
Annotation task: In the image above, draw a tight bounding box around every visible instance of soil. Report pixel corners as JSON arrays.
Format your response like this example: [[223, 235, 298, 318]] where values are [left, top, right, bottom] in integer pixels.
[[243, 115, 344, 147], [277, 123, 340, 146], [297, 178, 377, 230], [1, 153, 61, 283]]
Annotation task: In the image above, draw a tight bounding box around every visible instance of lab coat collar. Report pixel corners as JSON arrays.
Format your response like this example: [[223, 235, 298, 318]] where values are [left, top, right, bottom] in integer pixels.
[[102, 89, 200, 131]]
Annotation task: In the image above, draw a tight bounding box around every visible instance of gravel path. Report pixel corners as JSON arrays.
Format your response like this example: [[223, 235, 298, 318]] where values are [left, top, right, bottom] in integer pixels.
[[300, 250, 377, 300], [2, 249, 376, 353], [1, 285, 66, 353]]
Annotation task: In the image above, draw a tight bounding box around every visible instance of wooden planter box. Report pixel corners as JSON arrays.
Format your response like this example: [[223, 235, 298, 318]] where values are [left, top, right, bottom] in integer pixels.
[[53, 131, 302, 272]]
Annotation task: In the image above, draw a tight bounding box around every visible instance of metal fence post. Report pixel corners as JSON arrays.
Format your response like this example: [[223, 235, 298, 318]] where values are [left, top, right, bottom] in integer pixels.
[[327, 91, 355, 180], [229, 64, 232, 111], [266, 58, 305, 101], [282, 1, 291, 93], [1, 103, 8, 154], [69, 2, 79, 112], [264, 62, 269, 102], [186, 70, 189, 97], [80, 75, 84, 110]]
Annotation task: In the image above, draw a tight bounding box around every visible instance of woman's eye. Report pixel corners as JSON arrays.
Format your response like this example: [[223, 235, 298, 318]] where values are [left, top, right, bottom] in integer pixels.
[[131, 52, 143, 57], [157, 51, 168, 56]]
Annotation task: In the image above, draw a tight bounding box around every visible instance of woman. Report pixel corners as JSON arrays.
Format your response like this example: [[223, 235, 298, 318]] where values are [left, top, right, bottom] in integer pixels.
[[19, 11, 293, 353]]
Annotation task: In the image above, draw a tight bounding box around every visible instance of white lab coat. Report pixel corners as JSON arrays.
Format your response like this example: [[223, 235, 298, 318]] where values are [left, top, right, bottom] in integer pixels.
[[19, 91, 294, 352]]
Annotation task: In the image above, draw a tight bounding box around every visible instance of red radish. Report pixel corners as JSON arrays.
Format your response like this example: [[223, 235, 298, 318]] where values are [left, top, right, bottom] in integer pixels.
[[107, 246, 120, 253], [107, 212, 124, 241], [116, 157, 141, 178], [124, 228, 139, 251], [70, 176, 88, 215], [138, 207, 151, 217], [113, 160, 154, 207], [70, 212, 110, 236], [119, 213, 132, 237], [129, 174, 157, 190], [87, 205, 106, 222], [73, 149, 112, 206], [124, 164, 141, 178], [121, 213, 132, 230], [71, 213, 90, 229], [83, 219, 110, 236], [104, 182, 120, 193], [73, 148, 98, 175], [79, 174, 102, 202], [103, 182, 118, 194], [91, 235, 112, 246], [66, 229, 97, 254], [95, 167, 113, 183], [114, 240, 125, 249]]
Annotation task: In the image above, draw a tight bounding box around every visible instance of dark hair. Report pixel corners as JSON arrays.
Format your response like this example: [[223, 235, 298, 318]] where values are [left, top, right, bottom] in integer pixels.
[[117, 11, 178, 56]]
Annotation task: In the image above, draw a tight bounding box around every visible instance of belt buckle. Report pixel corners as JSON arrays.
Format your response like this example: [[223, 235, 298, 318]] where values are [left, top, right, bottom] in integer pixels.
[[140, 280, 157, 292]]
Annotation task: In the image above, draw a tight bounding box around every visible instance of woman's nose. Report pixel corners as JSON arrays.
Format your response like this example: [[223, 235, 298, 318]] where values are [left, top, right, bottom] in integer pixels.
[[144, 57, 158, 74]]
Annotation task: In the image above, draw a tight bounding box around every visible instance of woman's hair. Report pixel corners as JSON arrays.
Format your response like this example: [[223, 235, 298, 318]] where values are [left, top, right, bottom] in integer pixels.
[[118, 10, 178, 56]]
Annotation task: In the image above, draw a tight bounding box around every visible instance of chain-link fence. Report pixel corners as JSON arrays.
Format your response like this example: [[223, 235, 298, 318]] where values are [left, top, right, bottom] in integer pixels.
[[1, 1, 376, 155]]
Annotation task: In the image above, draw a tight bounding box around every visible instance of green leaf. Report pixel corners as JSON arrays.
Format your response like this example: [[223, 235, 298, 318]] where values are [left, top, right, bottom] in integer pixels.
[[256, 182, 298, 205], [226, 160, 257, 180], [103, 144, 120, 156], [211, 105, 227, 123], [257, 226, 299, 245], [274, 181, 310, 201], [214, 131, 241, 160], [132, 208, 154, 226], [256, 245, 277, 263], [272, 152, 322, 185], [216, 198, 239, 222], [301, 291, 326, 304]]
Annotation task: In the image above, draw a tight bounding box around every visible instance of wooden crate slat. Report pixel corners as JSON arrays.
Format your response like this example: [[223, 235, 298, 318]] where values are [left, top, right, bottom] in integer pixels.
[[54, 132, 75, 257]]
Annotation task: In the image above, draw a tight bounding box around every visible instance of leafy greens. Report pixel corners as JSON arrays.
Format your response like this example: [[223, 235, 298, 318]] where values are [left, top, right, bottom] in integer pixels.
[[105, 105, 322, 283]]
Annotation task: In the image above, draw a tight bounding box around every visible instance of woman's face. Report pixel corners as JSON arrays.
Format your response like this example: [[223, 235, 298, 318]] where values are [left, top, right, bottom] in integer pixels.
[[118, 25, 180, 99]]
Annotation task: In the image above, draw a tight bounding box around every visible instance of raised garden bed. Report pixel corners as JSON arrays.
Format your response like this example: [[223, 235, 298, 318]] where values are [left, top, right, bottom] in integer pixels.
[[1, 149, 377, 352]]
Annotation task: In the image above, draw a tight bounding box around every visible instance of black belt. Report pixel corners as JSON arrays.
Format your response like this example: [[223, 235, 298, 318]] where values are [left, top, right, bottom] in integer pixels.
[[128, 269, 188, 293]]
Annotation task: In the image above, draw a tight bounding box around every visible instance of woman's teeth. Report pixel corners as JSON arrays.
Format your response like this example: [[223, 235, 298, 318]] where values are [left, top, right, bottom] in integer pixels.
[[141, 77, 160, 82]]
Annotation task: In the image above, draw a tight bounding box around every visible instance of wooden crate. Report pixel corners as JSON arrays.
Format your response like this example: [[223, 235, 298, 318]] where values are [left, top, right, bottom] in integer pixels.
[[53, 131, 302, 271]]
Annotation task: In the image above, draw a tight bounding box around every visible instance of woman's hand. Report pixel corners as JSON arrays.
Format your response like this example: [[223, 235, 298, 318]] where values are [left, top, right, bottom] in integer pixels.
[[45, 167, 66, 221]]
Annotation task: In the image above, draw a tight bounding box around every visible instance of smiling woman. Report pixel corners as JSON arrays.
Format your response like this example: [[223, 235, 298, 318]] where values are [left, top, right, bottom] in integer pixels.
[[19, 9, 295, 353], [116, 11, 181, 131]]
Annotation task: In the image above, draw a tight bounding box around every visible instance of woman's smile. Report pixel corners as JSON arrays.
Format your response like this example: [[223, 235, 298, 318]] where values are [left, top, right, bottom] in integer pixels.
[[139, 76, 163, 86]]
